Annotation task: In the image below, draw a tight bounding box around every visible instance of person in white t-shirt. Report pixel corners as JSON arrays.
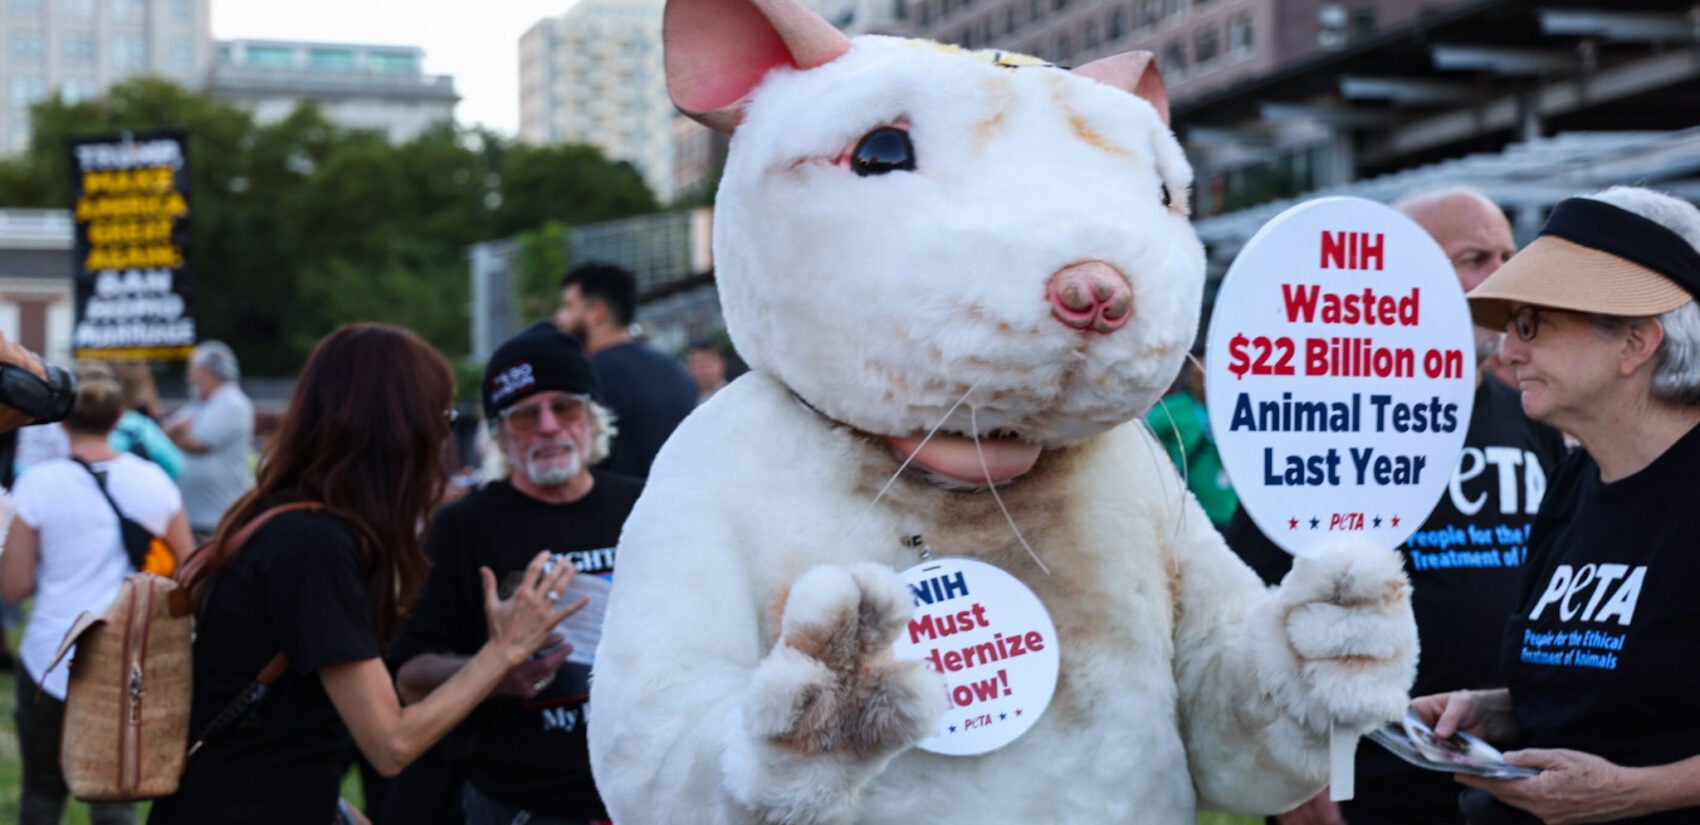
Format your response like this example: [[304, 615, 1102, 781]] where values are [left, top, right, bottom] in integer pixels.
[[0, 363, 192, 825]]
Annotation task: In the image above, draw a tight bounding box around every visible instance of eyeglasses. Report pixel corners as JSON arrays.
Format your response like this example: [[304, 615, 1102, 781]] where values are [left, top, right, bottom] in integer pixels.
[[1506, 306, 1581, 342], [499, 393, 589, 432]]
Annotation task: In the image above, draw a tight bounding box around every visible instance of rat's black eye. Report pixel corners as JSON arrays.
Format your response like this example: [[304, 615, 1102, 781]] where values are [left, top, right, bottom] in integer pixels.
[[1160, 183, 1172, 208], [852, 127, 916, 177]]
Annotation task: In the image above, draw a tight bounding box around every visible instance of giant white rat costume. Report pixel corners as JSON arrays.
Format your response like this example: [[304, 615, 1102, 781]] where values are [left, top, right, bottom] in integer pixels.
[[588, 0, 1420, 821]]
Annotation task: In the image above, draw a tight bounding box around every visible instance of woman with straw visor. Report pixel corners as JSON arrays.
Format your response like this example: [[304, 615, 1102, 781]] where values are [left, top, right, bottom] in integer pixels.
[[1412, 186, 1700, 824]]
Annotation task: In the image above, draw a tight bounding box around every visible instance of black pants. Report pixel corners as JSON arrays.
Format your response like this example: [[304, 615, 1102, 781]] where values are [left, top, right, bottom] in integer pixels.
[[13, 667, 135, 825]]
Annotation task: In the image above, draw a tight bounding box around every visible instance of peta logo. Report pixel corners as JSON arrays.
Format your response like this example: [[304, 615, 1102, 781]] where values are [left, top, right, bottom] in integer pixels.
[[490, 363, 535, 406], [1449, 446, 1548, 516], [1528, 563, 1647, 626]]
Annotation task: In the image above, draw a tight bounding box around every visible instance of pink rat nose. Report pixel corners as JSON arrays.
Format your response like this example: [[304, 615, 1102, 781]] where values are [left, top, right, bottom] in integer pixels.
[[1047, 261, 1133, 333]]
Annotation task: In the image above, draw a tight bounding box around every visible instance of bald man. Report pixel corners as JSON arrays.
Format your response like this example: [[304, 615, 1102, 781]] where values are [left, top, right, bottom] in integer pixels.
[[1396, 187, 1519, 387], [1250, 187, 1566, 825]]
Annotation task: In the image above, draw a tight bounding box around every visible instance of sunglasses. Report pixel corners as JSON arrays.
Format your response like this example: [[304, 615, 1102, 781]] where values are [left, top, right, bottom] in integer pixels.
[[499, 393, 589, 432]]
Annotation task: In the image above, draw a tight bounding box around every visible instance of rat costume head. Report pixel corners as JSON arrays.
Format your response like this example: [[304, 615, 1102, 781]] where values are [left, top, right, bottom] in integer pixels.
[[670, 0, 1207, 486]]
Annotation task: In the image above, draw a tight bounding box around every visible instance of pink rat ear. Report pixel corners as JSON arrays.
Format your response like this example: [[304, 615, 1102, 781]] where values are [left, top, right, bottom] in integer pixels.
[[1070, 51, 1170, 127], [664, 0, 853, 134]]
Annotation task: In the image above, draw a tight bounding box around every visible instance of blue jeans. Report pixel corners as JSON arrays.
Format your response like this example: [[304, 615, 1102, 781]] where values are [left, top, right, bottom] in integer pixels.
[[459, 783, 599, 825]]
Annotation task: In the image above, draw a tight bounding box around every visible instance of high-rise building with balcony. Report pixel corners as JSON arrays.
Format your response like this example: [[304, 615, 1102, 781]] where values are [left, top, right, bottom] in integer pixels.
[[519, 0, 678, 202], [0, 0, 211, 152]]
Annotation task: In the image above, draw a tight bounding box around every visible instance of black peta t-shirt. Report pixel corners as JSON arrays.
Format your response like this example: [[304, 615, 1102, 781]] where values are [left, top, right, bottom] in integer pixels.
[[149, 510, 379, 825], [390, 473, 641, 818], [1492, 422, 1700, 824]]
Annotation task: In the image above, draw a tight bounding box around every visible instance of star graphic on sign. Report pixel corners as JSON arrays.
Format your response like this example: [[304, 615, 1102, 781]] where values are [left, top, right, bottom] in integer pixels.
[[1372, 515, 1383, 528], [948, 725, 957, 733], [1391, 515, 1401, 527], [1288, 517, 1299, 530], [999, 712, 1007, 720], [1015, 708, 1024, 717], [1309, 516, 1320, 529]]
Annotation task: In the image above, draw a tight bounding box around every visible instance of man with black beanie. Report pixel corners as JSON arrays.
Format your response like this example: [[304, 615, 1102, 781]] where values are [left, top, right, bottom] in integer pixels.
[[391, 322, 641, 825]]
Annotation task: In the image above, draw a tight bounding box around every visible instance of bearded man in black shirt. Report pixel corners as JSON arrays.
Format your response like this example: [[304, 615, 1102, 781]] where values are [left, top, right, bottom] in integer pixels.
[[393, 322, 642, 825]]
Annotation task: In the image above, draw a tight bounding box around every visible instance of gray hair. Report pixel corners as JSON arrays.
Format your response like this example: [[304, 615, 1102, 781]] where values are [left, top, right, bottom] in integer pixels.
[[478, 398, 618, 484], [1583, 186, 1700, 406], [191, 340, 240, 383], [1389, 183, 1497, 215]]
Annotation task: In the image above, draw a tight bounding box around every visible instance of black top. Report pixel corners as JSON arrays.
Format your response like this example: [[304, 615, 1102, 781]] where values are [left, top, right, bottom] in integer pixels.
[[1488, 421, 1700, 824], [390, 474, 641, 818], [1227, 377, 1567, 819], [149, 511, 380, 825], [590, 341, 697, 478]]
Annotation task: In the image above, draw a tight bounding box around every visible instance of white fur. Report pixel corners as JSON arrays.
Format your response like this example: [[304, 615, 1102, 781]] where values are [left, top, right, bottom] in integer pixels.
[[588, 33, 1417, 825]]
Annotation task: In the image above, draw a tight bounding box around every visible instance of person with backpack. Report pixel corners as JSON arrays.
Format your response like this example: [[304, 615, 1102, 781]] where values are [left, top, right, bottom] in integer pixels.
[[145, 324, 581, 825], [0, 363, 193, 825]]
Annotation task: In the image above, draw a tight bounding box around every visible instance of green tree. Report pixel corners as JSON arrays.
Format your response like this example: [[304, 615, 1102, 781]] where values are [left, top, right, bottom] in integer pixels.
[[0, 77, 667, 374], [495, 143, 658, 237], [510, 220, 571, 322]]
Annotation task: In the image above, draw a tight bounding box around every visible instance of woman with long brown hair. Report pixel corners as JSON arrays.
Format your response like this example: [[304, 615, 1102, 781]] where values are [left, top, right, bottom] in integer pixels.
[[148, 324, 580, 825]]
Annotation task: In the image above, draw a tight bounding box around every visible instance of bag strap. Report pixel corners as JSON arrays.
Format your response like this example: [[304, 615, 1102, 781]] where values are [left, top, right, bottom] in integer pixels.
[[179, 501, 325, 755], [169, 501, 324, 617], [187, 652, 288, 756], [69, 456, 138, 530]]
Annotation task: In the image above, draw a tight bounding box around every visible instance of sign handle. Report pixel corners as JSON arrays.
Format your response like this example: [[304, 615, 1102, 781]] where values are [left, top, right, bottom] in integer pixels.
[[1329, 722, 1356, 801]]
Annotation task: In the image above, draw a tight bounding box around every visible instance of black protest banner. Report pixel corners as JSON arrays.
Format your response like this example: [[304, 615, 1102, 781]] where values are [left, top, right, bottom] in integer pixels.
[[69, 130, 195, 360]]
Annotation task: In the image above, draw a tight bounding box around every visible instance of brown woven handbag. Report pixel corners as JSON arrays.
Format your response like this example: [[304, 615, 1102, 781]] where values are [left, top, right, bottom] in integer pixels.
[[47, 502, 318, 801]]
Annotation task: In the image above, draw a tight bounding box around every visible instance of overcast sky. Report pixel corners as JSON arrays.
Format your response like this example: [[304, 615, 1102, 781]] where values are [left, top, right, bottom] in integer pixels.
[[209, 0, 580, 136]]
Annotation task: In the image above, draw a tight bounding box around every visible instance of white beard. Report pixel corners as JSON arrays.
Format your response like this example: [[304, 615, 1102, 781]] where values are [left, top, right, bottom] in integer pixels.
[[520, 437, 584, 487]]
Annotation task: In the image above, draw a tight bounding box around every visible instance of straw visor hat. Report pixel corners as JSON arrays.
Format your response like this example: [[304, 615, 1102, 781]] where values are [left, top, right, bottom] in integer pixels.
[[1466, 196, 1700, 330]]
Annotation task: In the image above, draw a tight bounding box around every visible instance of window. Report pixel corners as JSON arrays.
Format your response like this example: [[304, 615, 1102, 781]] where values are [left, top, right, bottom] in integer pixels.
[[214, 43, 230, 64], [1029, 0, 1043, 23], [60, 0, 94, 18], [12, 0, 43, 14], [172, 41, 192, 69], [113, 0, 145, 21], [60, 76, 98, 103], [1084, 20, 1100, 50], [111, 35, 146, 69], [367, 50, 418, 73], [918, 0, 931, 26], [1228, 13, 1253, 55], [307, 47, 355, 70], [245, 44, 293, 67], [1110, 7, 1130, 39], [173, 0, 192, 19], [1162, 39, 1187, 75], [63, 32, 95, 64], [10, 75, 45, 108], [1054, 33, 1071, 60], [1163, 0, 1185, 19], [1195, 26, 1219, 64], [1137, 0, 1158, 29], [1004, 6, 1017, 35], [11, 30, 43, 63]]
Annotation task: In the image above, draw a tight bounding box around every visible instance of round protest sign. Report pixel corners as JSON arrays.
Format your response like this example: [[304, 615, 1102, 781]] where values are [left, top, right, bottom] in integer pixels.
[[1205, 196, 1475, 556], [891, 557, 1059, 756]]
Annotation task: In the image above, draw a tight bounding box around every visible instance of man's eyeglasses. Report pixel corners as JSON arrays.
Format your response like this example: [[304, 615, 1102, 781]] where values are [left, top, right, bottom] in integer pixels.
[[500, 394, 589, 432]]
